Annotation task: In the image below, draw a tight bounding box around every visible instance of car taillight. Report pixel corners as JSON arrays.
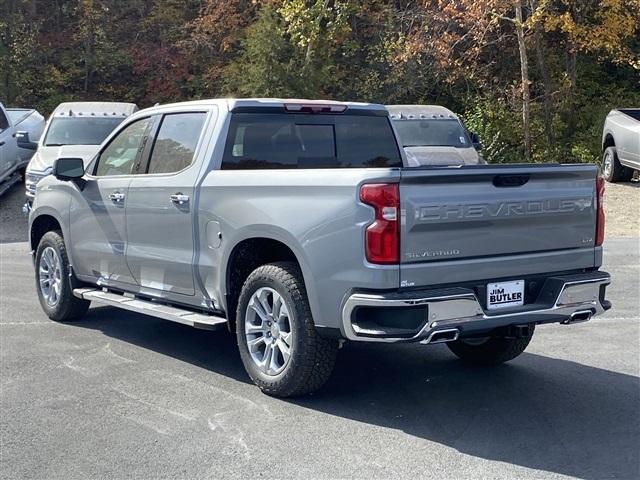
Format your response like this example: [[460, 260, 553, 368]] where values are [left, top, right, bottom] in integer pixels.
[[360, 183, 400, 264], [595, 176, 605, 246]]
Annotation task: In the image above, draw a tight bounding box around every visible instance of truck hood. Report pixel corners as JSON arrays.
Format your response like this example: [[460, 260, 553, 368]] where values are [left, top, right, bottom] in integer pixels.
[[404, 146, 482, 167], [27, 145, 99, 173]]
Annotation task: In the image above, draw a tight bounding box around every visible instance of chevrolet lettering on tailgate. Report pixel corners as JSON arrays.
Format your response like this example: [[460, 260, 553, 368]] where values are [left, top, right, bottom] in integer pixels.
[[417, 198, 592, 221]]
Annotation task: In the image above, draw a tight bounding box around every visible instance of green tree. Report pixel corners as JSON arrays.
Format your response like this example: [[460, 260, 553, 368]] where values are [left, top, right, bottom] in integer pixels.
[[0, 0, 39, 104], [225, 6, 309, 97]]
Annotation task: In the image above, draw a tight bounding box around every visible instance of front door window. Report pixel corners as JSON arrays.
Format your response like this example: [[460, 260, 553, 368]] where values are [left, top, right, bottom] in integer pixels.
[[95, 118, 152, 176]]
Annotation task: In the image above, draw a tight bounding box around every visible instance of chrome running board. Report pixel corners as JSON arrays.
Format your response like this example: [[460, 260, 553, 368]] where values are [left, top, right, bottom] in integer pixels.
[[73, 288, 227, 330]]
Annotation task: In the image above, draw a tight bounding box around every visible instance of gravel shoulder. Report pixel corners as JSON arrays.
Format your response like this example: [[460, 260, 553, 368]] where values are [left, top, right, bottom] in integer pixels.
[[604, 180, 639, 238]]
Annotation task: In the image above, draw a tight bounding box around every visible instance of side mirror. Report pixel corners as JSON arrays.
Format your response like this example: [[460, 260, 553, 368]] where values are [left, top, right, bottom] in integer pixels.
[[469, 132, 482, 151], [53, 157, 85, 181], [16, 131, 38, 150]]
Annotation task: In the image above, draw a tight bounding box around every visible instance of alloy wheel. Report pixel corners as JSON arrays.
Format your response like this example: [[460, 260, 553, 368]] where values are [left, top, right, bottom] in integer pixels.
[[244, 287, 293, 376], [39, 246, 62, 307]]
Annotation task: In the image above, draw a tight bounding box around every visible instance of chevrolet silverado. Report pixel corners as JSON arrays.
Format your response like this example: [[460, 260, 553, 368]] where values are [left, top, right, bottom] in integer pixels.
[[28, 98, 611, 397]]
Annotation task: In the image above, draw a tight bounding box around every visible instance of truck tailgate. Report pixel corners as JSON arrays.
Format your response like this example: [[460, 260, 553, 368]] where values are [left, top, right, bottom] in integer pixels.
[[399, 164, 599, 286]]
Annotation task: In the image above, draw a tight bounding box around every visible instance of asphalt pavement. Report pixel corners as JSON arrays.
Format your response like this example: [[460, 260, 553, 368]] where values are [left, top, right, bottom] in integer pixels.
[[0, 183, 28, 244], [1, 183, 638, 479]]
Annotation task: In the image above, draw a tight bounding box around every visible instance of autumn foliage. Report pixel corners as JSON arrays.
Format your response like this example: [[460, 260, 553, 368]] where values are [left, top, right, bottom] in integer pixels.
[[1, 0, 638, 164]]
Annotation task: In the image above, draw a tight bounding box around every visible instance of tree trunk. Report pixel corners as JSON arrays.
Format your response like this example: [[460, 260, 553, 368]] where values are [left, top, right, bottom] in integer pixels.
[[563, 1, 579, 143], [530, 0, 553, 146], [1, 0, 16, 103], [84, 36, 90, 93], [565, 46, 578, 141], [515, 0, 531, 162], [304, 0, 332, 66]]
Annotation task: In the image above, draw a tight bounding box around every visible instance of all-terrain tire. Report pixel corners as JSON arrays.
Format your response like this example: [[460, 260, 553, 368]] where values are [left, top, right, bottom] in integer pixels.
[[447, 325, 535, 365], [35, 230, 90, 321], [603, 146, 633, 183], [236, 262, 338, 397]]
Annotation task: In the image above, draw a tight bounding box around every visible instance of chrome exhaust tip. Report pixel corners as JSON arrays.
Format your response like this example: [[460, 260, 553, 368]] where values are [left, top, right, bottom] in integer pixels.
[[422, 328, 460, 345], [561, 310, 593, 325]]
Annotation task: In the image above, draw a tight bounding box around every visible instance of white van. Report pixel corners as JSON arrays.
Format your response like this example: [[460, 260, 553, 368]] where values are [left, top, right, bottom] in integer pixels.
[[387, 104, 484, 166], [25, 102, 138, 199]]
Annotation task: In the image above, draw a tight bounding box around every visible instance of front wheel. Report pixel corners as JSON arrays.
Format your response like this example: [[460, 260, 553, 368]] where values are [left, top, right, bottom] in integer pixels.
[[447, 325, 535, 365], [236, 262, 338, 397], [35, 231, 90, 321]]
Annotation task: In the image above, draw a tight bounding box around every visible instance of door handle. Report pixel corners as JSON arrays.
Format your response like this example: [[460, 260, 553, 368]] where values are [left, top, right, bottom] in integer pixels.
[[109, 192, 125, 202], [170, 193, 189, 205], [0, 141, 5, 147]]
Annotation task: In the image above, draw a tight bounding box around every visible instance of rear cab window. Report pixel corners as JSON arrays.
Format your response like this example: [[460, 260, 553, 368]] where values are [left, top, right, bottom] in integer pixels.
[[222, 110, 402, 170]]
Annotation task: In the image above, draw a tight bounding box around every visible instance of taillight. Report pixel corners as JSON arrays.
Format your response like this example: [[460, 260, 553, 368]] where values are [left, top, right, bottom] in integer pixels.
[[360, 183, 400, 264], [284, 103, 347, 113], [595, 176, 605, 246]]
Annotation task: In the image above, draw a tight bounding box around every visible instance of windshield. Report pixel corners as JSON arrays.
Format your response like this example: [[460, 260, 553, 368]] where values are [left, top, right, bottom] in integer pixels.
[[43, 117, 124, 146], [6, 109, 31, 124], [393, 119, 471, 148]]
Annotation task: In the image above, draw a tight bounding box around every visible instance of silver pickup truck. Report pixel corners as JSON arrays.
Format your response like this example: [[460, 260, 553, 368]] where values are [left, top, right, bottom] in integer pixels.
[[28, 98, 611, 397], [602, 108, 640, 182], [0, 102, 44, 195]]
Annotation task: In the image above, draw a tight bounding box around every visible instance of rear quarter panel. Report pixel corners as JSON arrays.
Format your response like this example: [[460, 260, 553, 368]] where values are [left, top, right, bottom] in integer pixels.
[[196, 168, 401, 329]]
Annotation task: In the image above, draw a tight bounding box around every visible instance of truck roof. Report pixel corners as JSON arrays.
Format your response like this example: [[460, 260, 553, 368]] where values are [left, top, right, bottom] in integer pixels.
[[136, 98, 387, 115], [52, 102, 138, 118], [386, 104, 458, 120]]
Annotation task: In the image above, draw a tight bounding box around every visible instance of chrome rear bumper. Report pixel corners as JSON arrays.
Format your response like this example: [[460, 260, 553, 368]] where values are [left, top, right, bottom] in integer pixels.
[[341, 272, 611, 343]]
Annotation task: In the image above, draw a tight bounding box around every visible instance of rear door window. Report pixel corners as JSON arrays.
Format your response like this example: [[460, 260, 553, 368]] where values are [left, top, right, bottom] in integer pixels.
[[146, 112, 207, 174], [222, 113, 401, 169]]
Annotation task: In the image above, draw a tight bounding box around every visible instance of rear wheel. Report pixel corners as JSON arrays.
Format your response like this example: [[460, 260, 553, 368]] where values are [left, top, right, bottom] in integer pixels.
[[603, 146, 633, 183], [35, 231, 90, 321], [236, 262, 338, 397], [447, 325, 535, 365]]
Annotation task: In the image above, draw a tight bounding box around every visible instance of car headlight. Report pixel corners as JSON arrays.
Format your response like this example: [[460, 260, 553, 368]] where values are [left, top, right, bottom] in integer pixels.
[[25, 167, 51, 197]]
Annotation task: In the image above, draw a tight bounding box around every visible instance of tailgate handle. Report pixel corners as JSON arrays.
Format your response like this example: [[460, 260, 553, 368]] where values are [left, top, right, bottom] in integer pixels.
[[493, 175, 529, 187]]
